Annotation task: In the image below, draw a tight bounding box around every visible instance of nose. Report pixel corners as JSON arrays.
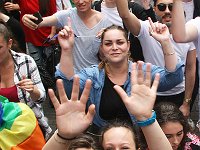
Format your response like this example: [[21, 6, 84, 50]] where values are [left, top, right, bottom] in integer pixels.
[[112, 43, 118, 50], [172, 136, 179, 145], [165, 5, 170, 13]]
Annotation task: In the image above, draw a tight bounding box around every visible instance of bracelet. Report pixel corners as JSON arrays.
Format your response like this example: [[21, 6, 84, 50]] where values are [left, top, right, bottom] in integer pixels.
[[137, 110, 156, 127], [164, 51, 175, 56], [57, 132, 76, 140]]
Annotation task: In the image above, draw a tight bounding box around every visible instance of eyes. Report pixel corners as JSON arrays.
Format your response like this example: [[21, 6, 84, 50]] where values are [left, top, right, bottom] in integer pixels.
[[104, 40, 126, 46], [105, 146, 130, 150], [165, 130, 183, 139]]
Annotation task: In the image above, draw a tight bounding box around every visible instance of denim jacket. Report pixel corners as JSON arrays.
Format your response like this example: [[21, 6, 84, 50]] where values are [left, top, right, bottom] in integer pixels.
[[55, 61, 184, 127]]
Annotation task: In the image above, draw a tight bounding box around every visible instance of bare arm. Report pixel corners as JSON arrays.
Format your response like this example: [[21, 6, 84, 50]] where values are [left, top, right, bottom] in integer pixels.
[[171, 0, 198, 43], [58, 23, 75, 79], [179, 49, 196, 116], [115, 0, 141, 36], [149, 18, 177, 71]]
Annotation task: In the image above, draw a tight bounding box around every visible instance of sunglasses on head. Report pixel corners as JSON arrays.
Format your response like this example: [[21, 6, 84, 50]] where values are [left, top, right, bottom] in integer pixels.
[[157, 3, 173, 11]]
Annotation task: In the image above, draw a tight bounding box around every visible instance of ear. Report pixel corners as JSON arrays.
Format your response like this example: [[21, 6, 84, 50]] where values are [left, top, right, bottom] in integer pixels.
[[8, 39, 13, 49], [99, 46, 105, 60]]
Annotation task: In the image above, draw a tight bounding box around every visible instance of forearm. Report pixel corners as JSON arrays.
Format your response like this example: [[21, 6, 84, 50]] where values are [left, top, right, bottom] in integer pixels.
[[184, 54, 196, 103], [116, 0, 141, 35], [38, 15, 58, 27], [59, 50, 74, 79], [160, 38, 177, 71], [0, 13, 9, 22], [141, 121, 172, 150], [171, 0, 186, 42], [42, 130, 69, 150]]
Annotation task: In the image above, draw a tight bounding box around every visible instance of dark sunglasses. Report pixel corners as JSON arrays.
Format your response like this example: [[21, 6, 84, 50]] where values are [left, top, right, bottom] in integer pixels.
[[157, 3, 173, 11]]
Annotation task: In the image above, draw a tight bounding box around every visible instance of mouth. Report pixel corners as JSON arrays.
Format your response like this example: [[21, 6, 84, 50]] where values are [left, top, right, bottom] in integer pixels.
[[111, 53, 121, 56], [172, 145, 178, 150], [162, 14, 172, 22]]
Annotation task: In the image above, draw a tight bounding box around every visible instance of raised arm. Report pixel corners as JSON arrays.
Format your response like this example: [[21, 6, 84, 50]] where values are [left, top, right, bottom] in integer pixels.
[[43, 77, 95, 150], [114, 61, 172, 150], [115, 0, 141, 36], [57, 19, 75, 79], [148, 18, 177, 71], [171, 0, 198, 43]]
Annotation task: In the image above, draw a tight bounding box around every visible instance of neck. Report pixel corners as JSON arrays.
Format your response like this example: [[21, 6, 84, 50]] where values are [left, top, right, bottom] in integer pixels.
[[0, 51, 13, 67], [107, 61, 128, 76], [77, 9, 93, 19], [103, 1, 116, 8]]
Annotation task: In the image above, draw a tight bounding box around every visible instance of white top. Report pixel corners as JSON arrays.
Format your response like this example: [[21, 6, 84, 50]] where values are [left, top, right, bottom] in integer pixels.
[[101, 4, 123, 27], [55, 8, 112, 70], [137, 20, 195, 96], [182, 0, 194, 22]]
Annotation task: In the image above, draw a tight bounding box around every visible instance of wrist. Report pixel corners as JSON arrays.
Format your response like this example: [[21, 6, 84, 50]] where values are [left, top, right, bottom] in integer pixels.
[[137, 110, 156, 127], [183, 98, 192, 104]]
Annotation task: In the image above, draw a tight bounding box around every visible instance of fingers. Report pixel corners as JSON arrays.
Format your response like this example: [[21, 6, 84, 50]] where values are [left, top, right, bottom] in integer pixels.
[[67, 17, 72, 28], [114, 85, 128, 104], [137, 61, 144, 85], [22, 14, 38, 30], [145, 63, 152, 87], [48, 89, 60, 110], [148, 17, 155, 33], [71, 75, 80, 101], [80, 79, 92, 105], [131, 62, 137, 86], [151, 73, 160, 92], [86, 104, 96, 122], [56, 79, 69, 103]]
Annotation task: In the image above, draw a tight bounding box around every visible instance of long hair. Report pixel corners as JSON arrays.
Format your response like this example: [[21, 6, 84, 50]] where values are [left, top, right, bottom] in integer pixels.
[[154, 102, 190, 149]]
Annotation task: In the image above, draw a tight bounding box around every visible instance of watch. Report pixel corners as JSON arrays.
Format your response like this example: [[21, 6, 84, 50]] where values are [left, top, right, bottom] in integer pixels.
[[184, 98, 192, 103]]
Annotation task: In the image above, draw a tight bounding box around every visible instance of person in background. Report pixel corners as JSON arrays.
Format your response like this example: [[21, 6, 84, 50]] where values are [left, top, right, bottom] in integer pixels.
[[171, 0, 200, 131], [155, 102, 200, 150], [115, 0, 196, 117], [56, 0, 75, 11], [0, 23, 51, 139]]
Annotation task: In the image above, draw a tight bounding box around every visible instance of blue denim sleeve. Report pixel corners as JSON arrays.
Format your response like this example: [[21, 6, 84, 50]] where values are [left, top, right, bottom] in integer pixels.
[[149, 60, 184, 92]]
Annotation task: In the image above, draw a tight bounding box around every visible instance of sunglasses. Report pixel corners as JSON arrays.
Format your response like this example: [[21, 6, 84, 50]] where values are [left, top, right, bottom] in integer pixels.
[[157, 3, 173, 11]]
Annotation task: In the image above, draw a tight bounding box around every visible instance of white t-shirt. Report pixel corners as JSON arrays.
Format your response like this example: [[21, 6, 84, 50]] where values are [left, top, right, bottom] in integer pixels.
[[101, 4, 123, 27], [55, 8, 112, 70], [182, 0, 194, 22], [137, 20, 195, 96]]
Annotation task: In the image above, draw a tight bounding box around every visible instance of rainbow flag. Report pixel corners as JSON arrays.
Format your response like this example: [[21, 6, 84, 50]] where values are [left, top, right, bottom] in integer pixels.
[[0, 95, 45, 150]]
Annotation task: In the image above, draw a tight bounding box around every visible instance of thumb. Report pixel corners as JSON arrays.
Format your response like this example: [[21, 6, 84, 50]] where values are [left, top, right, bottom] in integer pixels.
[[87, 104, 95, 122]]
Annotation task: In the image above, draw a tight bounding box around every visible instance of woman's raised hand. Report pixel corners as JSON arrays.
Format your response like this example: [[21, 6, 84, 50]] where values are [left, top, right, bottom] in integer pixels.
[[48, 76, 95, 139], [114, 61, 160, 121]]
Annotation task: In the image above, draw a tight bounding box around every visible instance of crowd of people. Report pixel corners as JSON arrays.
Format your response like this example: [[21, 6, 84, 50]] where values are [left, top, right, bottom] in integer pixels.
[[0, 0, 200, 150]]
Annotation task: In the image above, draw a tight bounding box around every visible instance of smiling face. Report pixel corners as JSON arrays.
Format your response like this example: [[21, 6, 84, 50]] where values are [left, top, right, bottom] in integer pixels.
[[102, 127, 136, 150], [154, 0, 173, 27], [73, 0, 92, 12], [100, 28, 130, 65], [161, 121, 184, 150]]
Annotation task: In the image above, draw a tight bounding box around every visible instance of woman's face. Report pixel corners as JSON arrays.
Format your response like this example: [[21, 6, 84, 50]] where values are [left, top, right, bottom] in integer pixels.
[[102, 127, 136, 150], [161, 121, 184, 150], [0, 36, 12, 64], [100, 29, 130, 65]]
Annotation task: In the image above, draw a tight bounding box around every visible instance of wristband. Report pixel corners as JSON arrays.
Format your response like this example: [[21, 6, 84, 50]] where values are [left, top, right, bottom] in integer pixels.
[[137, 110, 156, 127], [164, 51, 175, 56], [57, 132, 76, 140]]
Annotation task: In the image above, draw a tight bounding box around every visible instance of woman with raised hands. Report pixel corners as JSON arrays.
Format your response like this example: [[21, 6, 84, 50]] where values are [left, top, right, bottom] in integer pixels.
[[43, 63, 172, 150]]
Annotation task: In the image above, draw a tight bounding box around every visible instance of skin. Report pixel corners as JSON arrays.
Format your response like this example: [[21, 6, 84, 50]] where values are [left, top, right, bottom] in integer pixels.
[[102, 127, 136, 150], [100, 29, 130, 67], [161, 122, 184, 150], [153, 0, 173, 27]]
